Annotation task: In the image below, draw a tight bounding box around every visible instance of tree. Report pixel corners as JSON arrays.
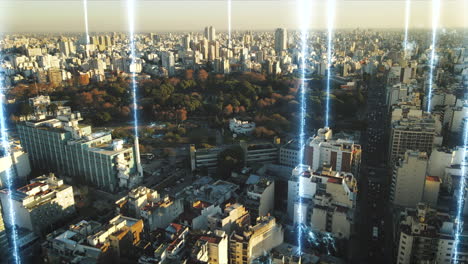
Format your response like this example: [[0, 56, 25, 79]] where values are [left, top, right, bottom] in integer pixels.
[[94, 112, 112, 124], [112, 128, 133, 139], [175, 108, 187, 123], [197, 69, 209, 82], [184, 69, 194, 80], [120, 106, 131, 117], [47, 103, 58, 114], [216, 146, 245, 179], [223, 104, 233, 116], [18, 103, 33, 116]]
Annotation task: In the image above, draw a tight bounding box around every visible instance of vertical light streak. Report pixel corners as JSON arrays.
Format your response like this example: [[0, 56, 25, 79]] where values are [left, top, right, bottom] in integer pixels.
[[83, 0, 90, 45], [127, 0, 138, 139], [454, 125, 468, 262], [426, 0, 440, 113], [403, 0, 410, 58], [296, 0, 312, 253], [453, 109, 468, 263], [453, 1, 468, 260], [325, 0, 335, 128], [0, 75, 21, 263], [127, 0, 142, 176], [228, 0, 232, 47]]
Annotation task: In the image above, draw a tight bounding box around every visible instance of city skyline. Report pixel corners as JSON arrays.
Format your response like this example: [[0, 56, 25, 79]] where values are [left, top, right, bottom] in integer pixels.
[[0, 0, 466, 33]]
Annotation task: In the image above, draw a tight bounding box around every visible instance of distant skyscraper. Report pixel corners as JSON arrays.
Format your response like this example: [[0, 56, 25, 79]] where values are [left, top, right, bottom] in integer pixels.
[[58, 40, 75, 57], [274, 28, 287, 54], [204, 27, 209, 40], [204, 26, 216, 41], [182, 34, 191, 50], [161, 51, 175, 75]]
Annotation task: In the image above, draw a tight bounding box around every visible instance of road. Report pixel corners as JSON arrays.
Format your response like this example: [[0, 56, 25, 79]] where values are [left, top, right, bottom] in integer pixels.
[[351, 73, 394, 264]]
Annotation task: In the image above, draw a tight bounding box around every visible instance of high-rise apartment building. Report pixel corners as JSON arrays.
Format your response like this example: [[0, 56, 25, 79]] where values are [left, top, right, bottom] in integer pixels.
[[304, 127, 362, 174], [209, 26, 216, 41], [396, 204, 468, 264], [204, 26, 216, 41], [182, 34, 191, 50], [274, 28, 287, 54], [389, 110, 437, 163], [17, 110, 142, 192], [58, 40, 75, 57], [390, 151, 428, 208], [287, 164, 358, 239], [161, 51, 175, 75]]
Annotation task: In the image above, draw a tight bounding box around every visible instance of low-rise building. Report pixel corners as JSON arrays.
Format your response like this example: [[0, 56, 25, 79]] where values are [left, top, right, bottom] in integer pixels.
[[0, 143, 31, 188], [207, 203, 250, 234], [229, 118, 255, 134], [0, 173, 75, 235], [140, 197, 184, 231], [191, 230, 229, 264], [279, 140, 302, 168], [43, 215, 144, 263], [243, 178, 275, 223], [229, 216, 283, 264]]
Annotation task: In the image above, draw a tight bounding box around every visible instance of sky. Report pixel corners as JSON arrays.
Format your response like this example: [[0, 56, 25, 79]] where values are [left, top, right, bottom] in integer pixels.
[[0, 0, 465, 33]]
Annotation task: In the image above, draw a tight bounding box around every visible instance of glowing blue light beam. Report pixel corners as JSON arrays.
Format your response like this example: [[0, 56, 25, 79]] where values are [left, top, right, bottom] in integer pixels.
[[0, 75, 21, 263], [403, 0, 410, 58], [324, 0, 335, 128], [453, 109, 468, 263], [127, 0, 138, 138], [299, 224, 337, 255], [453, 7, 468, 260], [426, 0, 440, 113], [127, 0, 143, 176], [83, 0, 90, 45], [296, 0, 312, 253]]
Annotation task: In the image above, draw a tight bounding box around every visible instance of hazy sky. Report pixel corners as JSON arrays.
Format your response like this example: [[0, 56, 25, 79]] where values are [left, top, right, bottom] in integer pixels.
[[0, 0, 466, 32]]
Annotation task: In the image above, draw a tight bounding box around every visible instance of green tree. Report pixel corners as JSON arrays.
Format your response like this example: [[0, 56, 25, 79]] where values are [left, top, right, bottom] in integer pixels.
[[18, 103, 33, 116], [216, 146, 245, 179], [94, 112, 112, 124]]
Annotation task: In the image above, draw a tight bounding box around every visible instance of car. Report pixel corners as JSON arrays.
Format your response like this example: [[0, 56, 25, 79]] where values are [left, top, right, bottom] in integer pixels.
[[372, 226, 379, 240]]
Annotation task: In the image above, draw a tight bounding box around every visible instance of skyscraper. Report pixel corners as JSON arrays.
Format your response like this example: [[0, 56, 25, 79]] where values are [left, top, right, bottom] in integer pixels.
[[182, 34, 191, 50], [161, 51, 175, 76], [209, 26, 216, 41], [274, 28, 287, 54], [204, 26, 216, 41]]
